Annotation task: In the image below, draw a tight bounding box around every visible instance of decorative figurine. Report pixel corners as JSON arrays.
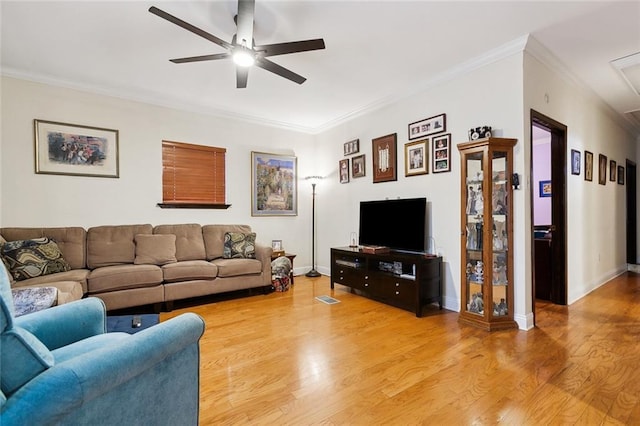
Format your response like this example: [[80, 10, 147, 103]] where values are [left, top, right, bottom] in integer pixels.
[[469, 292, 484, 314]]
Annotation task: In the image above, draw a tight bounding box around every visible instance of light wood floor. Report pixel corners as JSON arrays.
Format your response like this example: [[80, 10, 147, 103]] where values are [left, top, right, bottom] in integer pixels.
[[161, 272, 640, 425]]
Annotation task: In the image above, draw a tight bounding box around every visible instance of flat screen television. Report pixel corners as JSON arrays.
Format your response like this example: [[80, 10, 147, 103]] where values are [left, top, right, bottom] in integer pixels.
[[358, 197, 427, 253]]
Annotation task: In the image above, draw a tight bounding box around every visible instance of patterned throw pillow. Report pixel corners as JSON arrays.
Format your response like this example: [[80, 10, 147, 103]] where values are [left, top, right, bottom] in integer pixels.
[[223, 232, 256, 259], [1, 238, 71, 281]]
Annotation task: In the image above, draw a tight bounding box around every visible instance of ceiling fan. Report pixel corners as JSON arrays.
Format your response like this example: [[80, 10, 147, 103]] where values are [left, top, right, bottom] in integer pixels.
[[149, 1, 325, 88]]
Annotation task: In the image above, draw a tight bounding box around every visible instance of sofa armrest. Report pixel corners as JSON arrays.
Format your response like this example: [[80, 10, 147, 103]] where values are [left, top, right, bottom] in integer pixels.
[[3, 313, 205, 426], [14, 297, 106, 350], [254, 243, 273, 268]]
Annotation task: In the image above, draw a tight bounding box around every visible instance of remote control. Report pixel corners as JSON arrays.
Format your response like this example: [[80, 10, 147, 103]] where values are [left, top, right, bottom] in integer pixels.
[[132, 315, 142, 328]]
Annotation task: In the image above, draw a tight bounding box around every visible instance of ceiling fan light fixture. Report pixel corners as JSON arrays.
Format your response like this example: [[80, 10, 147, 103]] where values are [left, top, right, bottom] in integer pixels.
[[233, 46, 255, 67]]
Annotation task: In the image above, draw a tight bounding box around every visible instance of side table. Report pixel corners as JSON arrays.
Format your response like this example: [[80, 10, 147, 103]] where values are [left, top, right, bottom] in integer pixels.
[[271, 252, 296, 284]]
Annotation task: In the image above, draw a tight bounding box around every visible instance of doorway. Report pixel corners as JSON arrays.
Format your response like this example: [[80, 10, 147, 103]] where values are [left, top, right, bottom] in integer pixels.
[[531, 111, 568, 325]]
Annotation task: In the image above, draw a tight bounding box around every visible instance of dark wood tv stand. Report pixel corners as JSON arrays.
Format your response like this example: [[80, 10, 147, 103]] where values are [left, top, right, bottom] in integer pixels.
[[330, 247, 443, 317]]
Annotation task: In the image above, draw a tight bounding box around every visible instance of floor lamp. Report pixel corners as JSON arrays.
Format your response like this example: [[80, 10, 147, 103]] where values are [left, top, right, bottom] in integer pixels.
[[305, 175, 323, 277]]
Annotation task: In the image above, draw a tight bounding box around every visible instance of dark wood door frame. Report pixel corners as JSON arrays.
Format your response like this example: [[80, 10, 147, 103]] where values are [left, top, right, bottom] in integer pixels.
[[530, 111, 568, 324], [627, 160, 637, 264]]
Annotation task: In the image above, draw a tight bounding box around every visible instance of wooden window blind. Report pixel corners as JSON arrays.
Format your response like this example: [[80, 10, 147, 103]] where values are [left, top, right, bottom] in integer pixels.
[[161, 140, 227, 207]]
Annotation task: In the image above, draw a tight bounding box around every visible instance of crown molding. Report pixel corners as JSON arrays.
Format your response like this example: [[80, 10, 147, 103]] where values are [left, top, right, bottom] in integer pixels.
[[312, 35, 530, 134], [524, 35, 639, 136], [0, 67, 317, 134]]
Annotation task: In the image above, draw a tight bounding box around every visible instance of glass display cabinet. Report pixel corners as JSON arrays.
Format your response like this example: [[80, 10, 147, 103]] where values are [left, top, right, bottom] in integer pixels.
[[458, 137, 517, 331]]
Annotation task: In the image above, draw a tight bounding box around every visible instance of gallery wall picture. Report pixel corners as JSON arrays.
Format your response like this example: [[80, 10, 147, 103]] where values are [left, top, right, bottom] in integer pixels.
[[571, 149, 581, 175], [618, 165, 625, 185], [598, 153, 607, 185], [432, 133, 451, 173], [609, 160, 617, 182], [372, 133, 397, 183], [34, 119, 119, 178], [352, 154, 366, 178], [404, 139, 428, 177], [343, 139, 359, 156], [339, 158, 350, 183], [408, 113, 446, 140], [251, 151, 297, 216], [584, 150, 593, 182]]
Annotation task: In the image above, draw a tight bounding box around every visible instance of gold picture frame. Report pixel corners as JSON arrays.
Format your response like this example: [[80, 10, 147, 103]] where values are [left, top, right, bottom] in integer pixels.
[[405, 139, 428, 176]]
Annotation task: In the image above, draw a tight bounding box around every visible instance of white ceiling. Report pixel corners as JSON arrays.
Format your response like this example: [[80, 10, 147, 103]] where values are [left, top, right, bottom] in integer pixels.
[[2, 1, 640, 134]]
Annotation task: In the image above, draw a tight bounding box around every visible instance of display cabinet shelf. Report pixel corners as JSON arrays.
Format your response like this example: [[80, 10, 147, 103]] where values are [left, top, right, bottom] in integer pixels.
[[458, 137, 517, 331]]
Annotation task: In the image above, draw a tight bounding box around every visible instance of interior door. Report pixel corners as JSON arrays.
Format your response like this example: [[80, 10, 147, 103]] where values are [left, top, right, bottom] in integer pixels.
[[549, 129, 567, 304], [531, 110, 568, 310], [627, 160, 637, 264]]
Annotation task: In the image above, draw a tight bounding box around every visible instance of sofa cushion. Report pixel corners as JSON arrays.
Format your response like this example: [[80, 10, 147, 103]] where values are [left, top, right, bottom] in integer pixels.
[[0, 227, 87, 270], [203, 225, 252, 260], [134, 234, 177, 265], [211, 258, 262, 278], [87, 264, 163, 293], [161, 260, 218, 283], [153, 224, 206, 261], [1, 238, 71, 281], [1, 326, 54, 396], [87, 225, 153, 269], [13, 269, 89, 293], [223, 232, 256, 259]]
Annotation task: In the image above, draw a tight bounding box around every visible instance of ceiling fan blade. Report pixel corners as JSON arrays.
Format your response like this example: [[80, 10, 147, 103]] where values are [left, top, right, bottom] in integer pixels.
[[256, 58, 306, 84], [255, 39, 326, 57], [235, 0, 255, 48], [236, 67, 249, 89], [170, 53, 230, 64], [149, 6, 232, 50]]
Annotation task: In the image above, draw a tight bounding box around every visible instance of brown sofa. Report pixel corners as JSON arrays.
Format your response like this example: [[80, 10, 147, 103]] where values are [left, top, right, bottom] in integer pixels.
[[0, 224, 273, 311]]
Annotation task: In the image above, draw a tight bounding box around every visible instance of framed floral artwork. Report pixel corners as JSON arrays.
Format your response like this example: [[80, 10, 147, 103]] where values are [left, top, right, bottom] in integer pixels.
[[251, 151, 297, 216]]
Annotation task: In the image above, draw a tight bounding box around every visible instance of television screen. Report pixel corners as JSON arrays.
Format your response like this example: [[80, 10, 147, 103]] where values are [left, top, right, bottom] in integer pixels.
[[358, 198, 427, 253]]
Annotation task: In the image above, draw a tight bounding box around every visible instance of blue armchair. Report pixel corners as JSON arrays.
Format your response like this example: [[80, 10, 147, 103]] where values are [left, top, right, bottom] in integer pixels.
[[0, 263, 205, 425]]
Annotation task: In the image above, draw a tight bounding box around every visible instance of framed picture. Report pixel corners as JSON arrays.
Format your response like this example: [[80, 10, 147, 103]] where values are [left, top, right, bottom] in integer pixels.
[[539, 180, 552, 197], [251, 151, 297, 216], [618, 165, 625, 185], [408, 113, 446, 140], [404, 139, 428, 176], [339, 159, 350, 183], [271, 240, 282, 251], [34, 119, 119, 178], [571, 149, 581, 175], [598, 154, 607, 185], [584, 150, 593, 182], [343, 139, 359, 156], [432, 133, 451, 173], [352, 154, 366, 178], [372, 133, 397, 183], [609, 160, 617, 182]]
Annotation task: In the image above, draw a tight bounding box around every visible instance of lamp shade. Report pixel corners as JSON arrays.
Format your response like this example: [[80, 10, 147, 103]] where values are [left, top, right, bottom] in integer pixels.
[[304, 175, 323, 186]]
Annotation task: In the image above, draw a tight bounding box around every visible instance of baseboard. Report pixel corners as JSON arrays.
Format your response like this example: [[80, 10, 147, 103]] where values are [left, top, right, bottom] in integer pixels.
[[628, 263, 640, 273]]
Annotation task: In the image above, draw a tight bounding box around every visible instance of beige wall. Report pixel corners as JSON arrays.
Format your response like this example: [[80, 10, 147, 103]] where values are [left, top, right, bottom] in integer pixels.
[[0, 76, 316, 275], [523, 43, 638, 306], [313, 52, 526, 323]]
